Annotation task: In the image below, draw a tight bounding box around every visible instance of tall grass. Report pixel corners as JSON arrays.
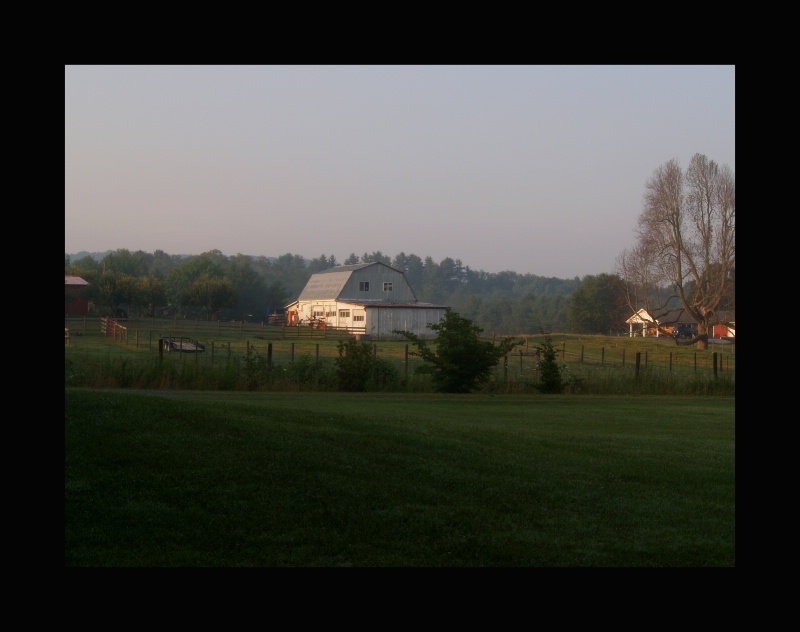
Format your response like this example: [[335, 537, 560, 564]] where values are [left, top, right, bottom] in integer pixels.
[[65, 351, 735, 395]]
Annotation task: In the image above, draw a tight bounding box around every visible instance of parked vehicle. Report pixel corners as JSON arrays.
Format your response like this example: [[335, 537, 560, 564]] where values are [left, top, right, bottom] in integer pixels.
[[672, 324, 696, 339]]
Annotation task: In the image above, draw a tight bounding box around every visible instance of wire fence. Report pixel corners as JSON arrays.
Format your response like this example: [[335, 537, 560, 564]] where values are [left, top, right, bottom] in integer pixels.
[[65, 315, 735, 382]]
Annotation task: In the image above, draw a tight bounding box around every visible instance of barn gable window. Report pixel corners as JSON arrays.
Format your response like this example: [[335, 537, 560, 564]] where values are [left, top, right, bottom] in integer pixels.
[[359, 282, 370, 291], [383, 282, 393, 292]]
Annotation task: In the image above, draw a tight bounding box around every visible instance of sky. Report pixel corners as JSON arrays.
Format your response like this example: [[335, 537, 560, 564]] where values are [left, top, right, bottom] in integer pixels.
[[64, 65, 735, 279]]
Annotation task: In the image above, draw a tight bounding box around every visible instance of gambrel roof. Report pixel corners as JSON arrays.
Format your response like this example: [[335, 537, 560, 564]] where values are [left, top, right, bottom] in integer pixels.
[[296, 262, 418, 303]]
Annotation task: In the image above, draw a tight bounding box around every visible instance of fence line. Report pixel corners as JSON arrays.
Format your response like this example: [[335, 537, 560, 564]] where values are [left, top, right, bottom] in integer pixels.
[[67, 317, 734, 382]]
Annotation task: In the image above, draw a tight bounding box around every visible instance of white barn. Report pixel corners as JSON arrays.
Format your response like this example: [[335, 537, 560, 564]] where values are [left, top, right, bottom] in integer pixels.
[[285, 262, 448, 340]]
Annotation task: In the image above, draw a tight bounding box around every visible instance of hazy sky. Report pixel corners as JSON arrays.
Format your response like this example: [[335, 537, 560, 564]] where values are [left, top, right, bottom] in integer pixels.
[[65, 65, 735, 279]]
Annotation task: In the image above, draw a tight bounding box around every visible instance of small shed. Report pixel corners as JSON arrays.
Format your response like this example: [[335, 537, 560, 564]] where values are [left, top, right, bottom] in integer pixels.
[[65, 275, 89, 315]]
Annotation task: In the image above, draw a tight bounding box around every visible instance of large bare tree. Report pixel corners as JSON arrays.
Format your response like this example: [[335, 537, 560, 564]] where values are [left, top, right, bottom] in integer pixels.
[[617, 153, 735, 350]]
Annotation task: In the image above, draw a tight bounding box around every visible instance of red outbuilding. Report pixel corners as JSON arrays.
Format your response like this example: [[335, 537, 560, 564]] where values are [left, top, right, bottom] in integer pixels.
[[65, 275, 89, 315]]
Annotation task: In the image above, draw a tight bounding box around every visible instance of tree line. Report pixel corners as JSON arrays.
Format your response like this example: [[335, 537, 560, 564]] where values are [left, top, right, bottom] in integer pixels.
[[64, 248, 629, 335]]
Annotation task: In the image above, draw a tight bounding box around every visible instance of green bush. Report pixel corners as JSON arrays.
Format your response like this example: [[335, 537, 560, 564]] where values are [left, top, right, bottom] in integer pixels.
[[393, 308, 521, 393], [282, 355, 337, 391], [334, 340, 399, 392], [536, 333, 564, 394]]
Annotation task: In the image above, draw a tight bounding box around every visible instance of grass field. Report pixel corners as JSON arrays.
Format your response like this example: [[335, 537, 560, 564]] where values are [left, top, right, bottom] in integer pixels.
[[65, 316, 735, 395], [65, 389, 735, 567]]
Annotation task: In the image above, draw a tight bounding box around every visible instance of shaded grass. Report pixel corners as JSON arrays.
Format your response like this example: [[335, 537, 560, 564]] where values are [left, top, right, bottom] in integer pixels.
[[65, 389, 735, 567]]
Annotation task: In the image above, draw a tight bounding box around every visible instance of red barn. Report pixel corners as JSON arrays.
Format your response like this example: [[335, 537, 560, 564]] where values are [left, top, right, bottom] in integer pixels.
[[65, 275, 89, 315]]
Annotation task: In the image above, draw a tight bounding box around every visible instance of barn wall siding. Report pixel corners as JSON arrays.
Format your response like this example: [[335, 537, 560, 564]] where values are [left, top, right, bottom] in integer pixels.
[[339, 267, 417, 302], [366, 307, 446, 339]]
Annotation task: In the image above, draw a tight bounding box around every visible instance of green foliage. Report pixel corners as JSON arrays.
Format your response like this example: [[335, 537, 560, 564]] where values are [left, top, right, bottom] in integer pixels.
[[566, 273, 628, 334], [182, 276, 238, 318], [282, 355, 337, 391], [370, 356, 401, 391], [393, 308, 522, 393], [243, 345, 272, 391], [335, 340, 400, 392], [536, 333, 564, 394]]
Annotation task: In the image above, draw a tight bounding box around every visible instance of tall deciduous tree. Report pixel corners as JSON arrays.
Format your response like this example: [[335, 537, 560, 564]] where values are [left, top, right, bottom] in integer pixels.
[[617, 154, 734, 349], [226, 255, 267, 319], [165, 255, 226, 307], [135, 275, 167, 316], [182, 277, 237, 320], [566, 273, 628, 334]]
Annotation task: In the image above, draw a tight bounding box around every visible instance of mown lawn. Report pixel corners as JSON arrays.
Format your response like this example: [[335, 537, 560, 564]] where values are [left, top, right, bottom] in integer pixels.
[[65, 389, 735, 567]]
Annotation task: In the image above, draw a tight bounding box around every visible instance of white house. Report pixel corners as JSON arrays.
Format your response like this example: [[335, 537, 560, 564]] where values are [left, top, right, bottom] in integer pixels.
[[285, 262, 448, 339], [626, 308, 660, 337]]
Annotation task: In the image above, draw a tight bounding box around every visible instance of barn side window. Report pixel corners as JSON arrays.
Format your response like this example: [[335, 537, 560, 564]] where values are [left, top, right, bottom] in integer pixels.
[[359, 282, 369, 291], [383, 282, 393, 292], [354, 315, 365, 322], [339, 310, 350, 318]]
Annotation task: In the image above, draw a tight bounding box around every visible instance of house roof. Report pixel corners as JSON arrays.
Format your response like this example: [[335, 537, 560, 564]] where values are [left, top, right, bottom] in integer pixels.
[[336, 301, 448, 309], [296, 262, 405, 302], [626, 308, 655, 324], [65, 275, 89, 286]]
